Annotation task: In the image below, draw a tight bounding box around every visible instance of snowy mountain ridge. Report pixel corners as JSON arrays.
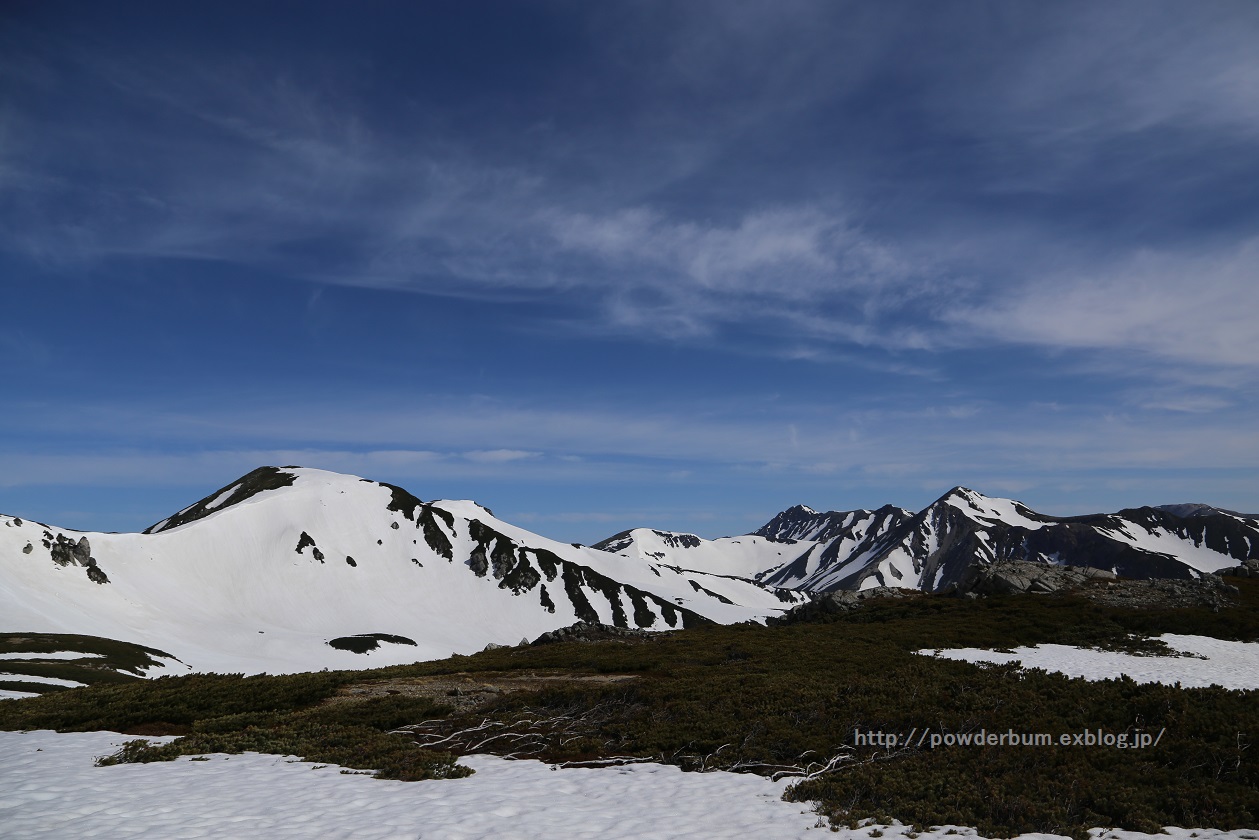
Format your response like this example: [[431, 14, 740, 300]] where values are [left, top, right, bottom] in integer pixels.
[[3, 468, 1257, 681], [0, 467, 803, 678], [599, 486, 1259, 594]]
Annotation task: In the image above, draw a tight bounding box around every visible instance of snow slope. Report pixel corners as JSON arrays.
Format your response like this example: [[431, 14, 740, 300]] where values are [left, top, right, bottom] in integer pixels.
[[593, 527, 810, 579], [595, 506, 916, 593], [923, 634, 1259, 689]]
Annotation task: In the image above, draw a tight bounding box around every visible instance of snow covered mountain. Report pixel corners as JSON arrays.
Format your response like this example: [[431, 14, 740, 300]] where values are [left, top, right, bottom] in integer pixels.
[[4, 470, 1255, 681], [751, 504, 915, 590], [0, 467, 804, 677], [823, 487, 1259, 592], [595, 488, 1259, 594]]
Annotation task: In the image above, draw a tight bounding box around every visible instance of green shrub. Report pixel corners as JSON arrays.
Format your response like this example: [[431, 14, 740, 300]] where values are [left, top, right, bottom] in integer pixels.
[[5, 584, 1258, 837]]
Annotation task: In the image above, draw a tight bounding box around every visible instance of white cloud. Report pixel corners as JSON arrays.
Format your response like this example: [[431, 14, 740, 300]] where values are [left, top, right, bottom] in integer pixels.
[[462, 450, 542, 463], [548, 206, 850, 294], [947, 238, 1259, 370], [558, 205, 920, 296], [5, 386, 1258, 499], [542, 204, 938, 345], [997, 5, 1259, 139], [2, 38, 944, 352]]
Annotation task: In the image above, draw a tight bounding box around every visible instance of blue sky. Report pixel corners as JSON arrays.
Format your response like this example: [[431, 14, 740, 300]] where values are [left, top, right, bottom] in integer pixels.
[[2, 1, 1257, 542]]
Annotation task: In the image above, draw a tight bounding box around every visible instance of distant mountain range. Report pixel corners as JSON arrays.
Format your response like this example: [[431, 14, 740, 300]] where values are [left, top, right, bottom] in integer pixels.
[[601, 488, 1257, 592], [2, 466, 1256, 677]]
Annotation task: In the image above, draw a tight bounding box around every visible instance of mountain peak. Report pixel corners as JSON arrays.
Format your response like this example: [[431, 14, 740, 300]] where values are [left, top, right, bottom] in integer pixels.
[[430, 499, 497, 520], [144, 466, 417, 535], [145, 466, 299, 534], [938, 486, 982, 503]]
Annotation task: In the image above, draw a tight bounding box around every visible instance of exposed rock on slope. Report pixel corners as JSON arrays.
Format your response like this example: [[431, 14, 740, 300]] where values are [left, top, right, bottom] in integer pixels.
[[959, 559, 1116, 596]]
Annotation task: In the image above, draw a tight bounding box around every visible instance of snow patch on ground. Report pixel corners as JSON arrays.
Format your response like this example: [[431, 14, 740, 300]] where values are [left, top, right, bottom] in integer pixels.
[[0, 652, 104, 661], [3, 730, 1254, 839], [0, 730, 821, 839], [923, 634, 1259, 689], [0, 673, 84, 687]]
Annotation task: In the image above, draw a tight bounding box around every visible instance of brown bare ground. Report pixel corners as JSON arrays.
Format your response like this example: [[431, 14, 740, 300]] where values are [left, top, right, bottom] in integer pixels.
[[325, 670, 638, 713]]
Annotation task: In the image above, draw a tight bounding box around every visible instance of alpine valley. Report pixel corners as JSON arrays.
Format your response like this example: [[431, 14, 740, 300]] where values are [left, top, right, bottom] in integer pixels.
[[2, 466, 1257, 681]]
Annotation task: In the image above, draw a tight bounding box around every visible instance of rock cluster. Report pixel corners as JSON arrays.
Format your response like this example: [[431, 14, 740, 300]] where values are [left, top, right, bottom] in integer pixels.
[[1220, 559, 1259, 578], [48, 534, 93, 568], [770, 558, 1241, 624], [1077, 575, 1239, 610], [957, 559, 1116, 596], [44, 533, 110, 584], [953, 559, 1237, 609], [530, 621, 659, 646], [766, 586, 912, 625], [814, 586, 911, 609]]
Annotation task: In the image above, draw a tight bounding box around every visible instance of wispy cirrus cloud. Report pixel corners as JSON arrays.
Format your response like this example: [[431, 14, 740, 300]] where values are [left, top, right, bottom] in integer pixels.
[[946, 238, 1259, 371], [3, 2, 1258, 378], [5, 390, 1258, 488], [463, 449, 543, 463], [543, 204, 935, 342]]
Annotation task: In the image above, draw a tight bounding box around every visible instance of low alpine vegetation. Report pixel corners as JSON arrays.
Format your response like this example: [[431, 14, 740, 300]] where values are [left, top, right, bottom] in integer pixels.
[[3, 581, 1257, 838]]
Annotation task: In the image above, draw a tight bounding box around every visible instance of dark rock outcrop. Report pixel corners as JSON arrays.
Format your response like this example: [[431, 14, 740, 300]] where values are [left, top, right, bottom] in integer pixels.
[[957, 559, 1116, 596], [48, 534, 92, 567], [145, 467, 297, 534], [767, 586, 913, 625], [41, 533, 110, 584], [327, 633, 418, 653], [1220, 559, 1259, 578], [530, 621, 660, 646]]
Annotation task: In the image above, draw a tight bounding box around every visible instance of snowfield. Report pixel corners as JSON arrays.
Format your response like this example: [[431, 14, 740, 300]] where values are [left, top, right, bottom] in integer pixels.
[[0, 730, 825, 839], [3, 729, 1258, 840], [6, 633, 1258, 838], [922, 634, 1259, 690]]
